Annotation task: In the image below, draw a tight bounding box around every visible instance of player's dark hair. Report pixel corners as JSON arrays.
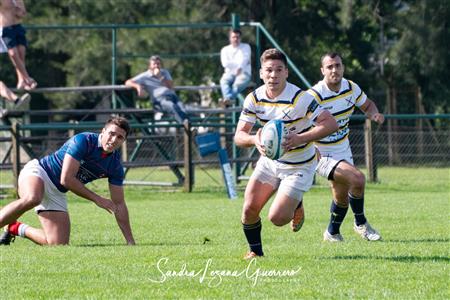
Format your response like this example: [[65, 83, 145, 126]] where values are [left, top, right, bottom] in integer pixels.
[[260, 48, 287, 67], [230, 29, 241, 36], [105, 117, 130, 137], [321, 52, 343, 66]]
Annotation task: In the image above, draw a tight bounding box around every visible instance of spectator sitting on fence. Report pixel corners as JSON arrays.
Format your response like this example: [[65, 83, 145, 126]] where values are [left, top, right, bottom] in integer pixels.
[[0, 0, 37, 90], [0, 80, 30, 117], [219, 29, 251, 107], [125, 55, 190, 130]]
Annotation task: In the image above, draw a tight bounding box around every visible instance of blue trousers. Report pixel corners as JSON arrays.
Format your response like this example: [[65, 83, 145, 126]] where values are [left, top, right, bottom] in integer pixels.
[[153, 94, 188, 124], [220, 72, 251, 100]]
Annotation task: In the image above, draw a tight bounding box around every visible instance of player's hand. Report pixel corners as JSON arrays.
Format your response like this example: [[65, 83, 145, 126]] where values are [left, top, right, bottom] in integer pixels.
[[153, 68, 161, 78], [372, 113, 385, 125], [254, 129, 266, 156], [282, 132, 302, 151], [95, 197, 116, 214]]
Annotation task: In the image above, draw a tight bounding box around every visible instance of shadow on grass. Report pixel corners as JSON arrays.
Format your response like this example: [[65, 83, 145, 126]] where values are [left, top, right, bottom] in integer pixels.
[[326, 255, 449, 263], [74, 241, 209, 247], [384, 238, 449, 243]]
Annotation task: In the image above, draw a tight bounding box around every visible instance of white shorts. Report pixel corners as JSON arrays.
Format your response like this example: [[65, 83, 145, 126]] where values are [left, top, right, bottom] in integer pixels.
[[316, 149, 354, 180], [251, 156, 317, 200], [18, 159, 68, 213]]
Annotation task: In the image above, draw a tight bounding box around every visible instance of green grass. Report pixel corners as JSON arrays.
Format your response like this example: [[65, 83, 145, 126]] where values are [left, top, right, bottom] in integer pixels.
[[1, 167, 449, 299]]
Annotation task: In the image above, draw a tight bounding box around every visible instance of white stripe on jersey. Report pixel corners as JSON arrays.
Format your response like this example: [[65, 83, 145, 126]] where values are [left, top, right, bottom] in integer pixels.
[[239, 82, 323, 166], [307, 78, 367, 153]]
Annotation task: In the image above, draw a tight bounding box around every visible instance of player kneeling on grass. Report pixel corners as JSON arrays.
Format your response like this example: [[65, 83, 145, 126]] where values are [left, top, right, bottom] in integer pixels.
[[234, 48, 338, 259], [0, 117, 135, 246]]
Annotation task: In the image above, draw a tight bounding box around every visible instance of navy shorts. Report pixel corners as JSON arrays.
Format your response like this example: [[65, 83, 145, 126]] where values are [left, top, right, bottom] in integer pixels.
[[0, 24, 27, 49]]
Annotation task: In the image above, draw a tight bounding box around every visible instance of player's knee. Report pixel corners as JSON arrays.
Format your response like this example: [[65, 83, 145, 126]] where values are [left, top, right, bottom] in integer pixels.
[[350, 170, 365, 189], [268, 212, 289, 227], [46, 240, 69, 246], [8, 49, 18, 58], [46, 236, 69, 246], [242, 203, 261, 221]]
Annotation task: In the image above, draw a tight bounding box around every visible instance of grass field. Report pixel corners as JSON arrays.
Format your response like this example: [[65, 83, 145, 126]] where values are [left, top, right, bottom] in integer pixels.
[[0, 167, 449, 299]]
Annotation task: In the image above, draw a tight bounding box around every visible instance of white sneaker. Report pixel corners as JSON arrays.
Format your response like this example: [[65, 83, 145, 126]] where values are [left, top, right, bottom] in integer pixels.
[[354, 222, 382, 241], [323, 230, 344, 242]]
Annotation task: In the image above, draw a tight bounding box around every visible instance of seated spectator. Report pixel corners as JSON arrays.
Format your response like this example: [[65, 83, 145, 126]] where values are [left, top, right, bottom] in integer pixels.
[[219, 29, 251, 107], [125, 55, 189, 128], [0, 0, 37, 90]]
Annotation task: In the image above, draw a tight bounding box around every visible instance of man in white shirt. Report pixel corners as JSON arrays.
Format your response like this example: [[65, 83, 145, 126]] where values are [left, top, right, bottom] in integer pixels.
[[219, 29, 251, 106]]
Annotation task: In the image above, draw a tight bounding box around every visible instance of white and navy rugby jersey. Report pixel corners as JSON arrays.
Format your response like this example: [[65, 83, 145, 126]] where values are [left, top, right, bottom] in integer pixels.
[[39, 133, 124, 193], [239, 82, 323, 166], [308, 78, 367, 153]]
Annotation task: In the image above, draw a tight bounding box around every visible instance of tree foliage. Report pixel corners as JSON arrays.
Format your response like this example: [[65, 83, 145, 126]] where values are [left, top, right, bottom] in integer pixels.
[[0, 0, 447, 114]]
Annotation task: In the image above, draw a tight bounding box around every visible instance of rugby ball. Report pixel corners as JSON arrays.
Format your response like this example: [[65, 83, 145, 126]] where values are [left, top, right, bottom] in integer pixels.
[[260, 119, 285, 160]]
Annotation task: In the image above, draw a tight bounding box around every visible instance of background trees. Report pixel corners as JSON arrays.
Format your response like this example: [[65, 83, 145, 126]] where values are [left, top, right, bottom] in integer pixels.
[[0, 0, 448, 115]]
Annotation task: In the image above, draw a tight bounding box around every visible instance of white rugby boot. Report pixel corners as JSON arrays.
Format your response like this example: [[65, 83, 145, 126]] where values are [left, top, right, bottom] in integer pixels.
[[354, 222, 382, 241], [323, 230, 344, 242]]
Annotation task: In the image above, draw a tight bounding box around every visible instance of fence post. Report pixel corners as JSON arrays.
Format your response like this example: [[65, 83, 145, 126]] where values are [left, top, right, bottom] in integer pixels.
[[364, 118, 377, 182], [121, 140, 128, 162], [111, 27, 117, 109], [11, 122, 21, 191], [231, 13, 240, 30], [183, 124, 193, 192]]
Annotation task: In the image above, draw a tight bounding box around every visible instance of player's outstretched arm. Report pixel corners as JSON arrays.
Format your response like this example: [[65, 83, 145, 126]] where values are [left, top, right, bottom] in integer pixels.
[[60, 154, 116, 214], [109, 184, 135, 245], [360, 99, 385, 124]]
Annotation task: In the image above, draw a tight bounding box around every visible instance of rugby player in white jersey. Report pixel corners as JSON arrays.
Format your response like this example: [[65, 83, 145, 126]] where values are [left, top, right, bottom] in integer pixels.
[[234, 48, 338, 259], [308, 52, 385, 242]]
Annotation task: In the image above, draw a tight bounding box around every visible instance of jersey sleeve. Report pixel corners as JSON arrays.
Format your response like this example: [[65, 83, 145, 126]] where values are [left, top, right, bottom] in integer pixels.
[[239, 92, 257, 124], [303, 93, 323, 122], [65, 134, 89, 161], [350, 81, 368, 107]]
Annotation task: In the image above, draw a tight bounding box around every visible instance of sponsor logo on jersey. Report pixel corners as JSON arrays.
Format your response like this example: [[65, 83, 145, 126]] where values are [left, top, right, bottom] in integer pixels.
[[306, 100, 319, 118]]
